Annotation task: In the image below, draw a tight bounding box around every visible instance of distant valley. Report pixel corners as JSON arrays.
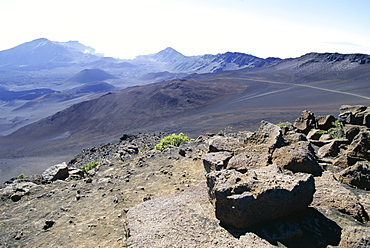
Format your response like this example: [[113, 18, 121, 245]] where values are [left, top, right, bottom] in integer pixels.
[[1, 38, 370, 182], [0, 38, 280, 136]]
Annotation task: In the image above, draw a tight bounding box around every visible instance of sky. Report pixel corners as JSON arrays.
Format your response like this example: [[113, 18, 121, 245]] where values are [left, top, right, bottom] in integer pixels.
[[1, 0, 370, 59]]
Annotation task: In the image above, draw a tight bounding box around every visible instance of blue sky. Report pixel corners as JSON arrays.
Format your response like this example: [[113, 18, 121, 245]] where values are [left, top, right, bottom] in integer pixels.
[[1, 0, 370, 59]]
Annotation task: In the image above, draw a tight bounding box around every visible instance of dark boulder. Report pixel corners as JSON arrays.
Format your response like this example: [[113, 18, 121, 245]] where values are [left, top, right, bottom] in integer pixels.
[[202, 151, 233, 173], [293, 110, 317, 134], [333, 155, 365, 169], [42, 162, 69, 181], [336, 161, 370, 190], [206, 165, 315, 229], [318, 140, 339, 158], [244, 120, 286, 151], [227, 147, 270, 172], [346, 130, 370, 160], [339, 105, 367, 114], [209, 136, 243, 152], [316, 115, 336, 130], [272, 141, 322, 175]]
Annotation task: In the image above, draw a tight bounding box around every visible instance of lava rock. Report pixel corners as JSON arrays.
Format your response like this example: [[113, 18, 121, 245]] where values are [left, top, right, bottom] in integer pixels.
[[202, 151, 233, 173], [272, 141, 322, 175], [293, 110, 317, 134], [336, 161, 370, 190], [206, 165, 315, 229], [42, 162, 69, 181]]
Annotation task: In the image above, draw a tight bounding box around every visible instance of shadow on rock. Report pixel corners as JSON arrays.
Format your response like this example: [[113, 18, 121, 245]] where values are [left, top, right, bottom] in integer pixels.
[[221, 207, 342, 248]]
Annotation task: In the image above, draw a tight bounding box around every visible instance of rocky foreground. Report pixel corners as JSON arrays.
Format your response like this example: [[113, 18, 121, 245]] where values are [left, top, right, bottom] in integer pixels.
[[1, 105, 370, 247]]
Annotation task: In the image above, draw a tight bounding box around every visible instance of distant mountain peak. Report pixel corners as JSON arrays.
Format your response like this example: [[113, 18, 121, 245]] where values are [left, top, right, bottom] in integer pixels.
[[67, 68, 117, 84], [0, 38, 104, 69], [22, 38, 53, 49], [162, 47, 181, 53], [153, 47, 185, 62]]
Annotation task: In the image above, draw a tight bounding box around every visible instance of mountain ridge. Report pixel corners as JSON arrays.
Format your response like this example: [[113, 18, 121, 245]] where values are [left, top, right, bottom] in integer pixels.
[[1, 38, 370, 182], [0, 38, 283, 136]]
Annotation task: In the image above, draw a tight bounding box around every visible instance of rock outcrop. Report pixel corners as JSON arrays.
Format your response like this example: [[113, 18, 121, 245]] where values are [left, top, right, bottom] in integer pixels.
[[336, 161, 370, 190], [339, 226, 370, 247], [272, 141, 322, 175], [126, 184, 275, 248], [206, 165, 315, 229], [200, 105, 370, 246], [1, 106, 370, 247]]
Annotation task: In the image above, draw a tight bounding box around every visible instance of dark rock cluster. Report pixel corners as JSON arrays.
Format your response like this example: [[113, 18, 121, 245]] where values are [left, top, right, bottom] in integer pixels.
[[1, 106, 369, 247], [202, 105, 370, 247]]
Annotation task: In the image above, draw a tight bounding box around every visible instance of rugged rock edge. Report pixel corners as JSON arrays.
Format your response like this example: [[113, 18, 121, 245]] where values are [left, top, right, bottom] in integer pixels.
[[0, 105, 370, 247]]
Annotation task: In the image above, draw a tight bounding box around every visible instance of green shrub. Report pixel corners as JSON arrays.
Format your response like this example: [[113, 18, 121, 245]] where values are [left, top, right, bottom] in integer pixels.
[[81, 161, 99, 172], [17, 174, 25, 180], [218, 126, 233, 135], [154, 133, 193, 151], [276, 122, 292, 127], [318, 120, 344, 139]]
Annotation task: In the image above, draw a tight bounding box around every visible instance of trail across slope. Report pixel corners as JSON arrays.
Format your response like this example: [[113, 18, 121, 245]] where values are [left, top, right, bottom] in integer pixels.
[[225, 76, 370, 100]]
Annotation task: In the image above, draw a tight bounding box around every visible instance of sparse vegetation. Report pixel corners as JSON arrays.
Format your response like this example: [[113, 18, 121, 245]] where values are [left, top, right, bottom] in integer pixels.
[[17, 174, 25, 179], [154, 133, 193, 151], [276, 122, 292, 127], [318, 120, 344, 139], [80, 161, 99, 172], [218, 126, 233, 135]]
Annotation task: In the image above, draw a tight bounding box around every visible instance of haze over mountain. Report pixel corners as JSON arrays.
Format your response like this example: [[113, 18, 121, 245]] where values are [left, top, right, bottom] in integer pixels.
[[1, 45, 370, 182], [0, 38, 280, 90], [0, 38, 281, 136]]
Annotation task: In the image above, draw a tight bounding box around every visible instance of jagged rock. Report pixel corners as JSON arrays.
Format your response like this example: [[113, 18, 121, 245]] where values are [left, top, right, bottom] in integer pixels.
[[126, 184, 275, 248], [3, 106, 370, 247], [312, 171, 369, 223], [338, 111, 355, 124], [339, 105, 369, 126], [118, 144, 139, 155], [246, 207, 342, 248], [336, 161, 370, 190], [209, 136, 243, 152], [340, 105, 367, 115], [357, 191, 370, 222], [333, 155, 365, 168], [226, 147, 270, 172], [206, 165, 315, 229], [345, 130, 370, 160], [318, 140, 339, 157], [42, 162, 69, 181], [338, 226, 370, 248], [283, 132, 307, 143], [293, 110, 317, 134], [320, 133, 332, 140], [344, 124, 362, 142], [272, 141, 322, 175], [317, 115, 336, 130], [202, 151, 233, 173], [307, 129, 322, 140], [244, 120, 286, 150], [43, 220, 56, 230], [68, 168, 85, 178], [69, 132, 168, 168], [354, 110, 370, 127], [364, 111, 370, 128]]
